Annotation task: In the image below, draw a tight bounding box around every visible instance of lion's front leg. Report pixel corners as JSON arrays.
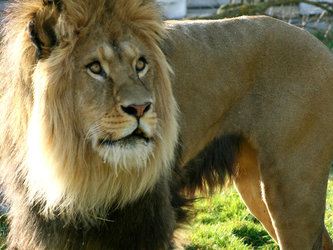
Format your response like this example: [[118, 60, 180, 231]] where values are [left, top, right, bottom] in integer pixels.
[[233, 140, 278, 241]]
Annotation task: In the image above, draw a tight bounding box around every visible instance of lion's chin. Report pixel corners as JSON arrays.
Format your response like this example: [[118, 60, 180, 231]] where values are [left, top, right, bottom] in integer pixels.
[[94, 133, 155, 170]]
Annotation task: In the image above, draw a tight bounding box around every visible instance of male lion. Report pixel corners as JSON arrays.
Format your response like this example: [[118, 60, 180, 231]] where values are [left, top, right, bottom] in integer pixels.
[[0, 0, 332, 249]]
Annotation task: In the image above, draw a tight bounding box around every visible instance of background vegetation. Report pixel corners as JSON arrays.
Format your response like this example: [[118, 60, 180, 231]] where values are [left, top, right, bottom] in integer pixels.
[[199, 0, 333, 20]]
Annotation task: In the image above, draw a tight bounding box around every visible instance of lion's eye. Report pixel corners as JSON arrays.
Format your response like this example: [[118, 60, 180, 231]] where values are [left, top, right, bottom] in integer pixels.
[[87, 61, 104, 75], [135, 57, 147, 72]]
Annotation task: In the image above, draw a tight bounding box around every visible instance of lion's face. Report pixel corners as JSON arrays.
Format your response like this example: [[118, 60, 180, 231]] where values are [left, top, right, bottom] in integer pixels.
[[73, 33, 158, 169]]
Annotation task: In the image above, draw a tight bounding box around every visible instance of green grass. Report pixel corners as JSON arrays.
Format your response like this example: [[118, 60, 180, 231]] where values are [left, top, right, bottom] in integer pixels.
[[186, 180, 333, 249], [326, 178, 333, 236]]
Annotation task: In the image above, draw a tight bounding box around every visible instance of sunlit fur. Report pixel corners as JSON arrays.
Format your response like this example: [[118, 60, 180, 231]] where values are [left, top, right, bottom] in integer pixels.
[[0, 0, 178, 224]]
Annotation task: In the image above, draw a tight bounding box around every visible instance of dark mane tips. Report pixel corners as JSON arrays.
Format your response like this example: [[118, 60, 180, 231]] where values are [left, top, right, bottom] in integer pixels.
[[43, 0, 62, 11], [27, 20, 44, 61], [181, 134, 243, 195]]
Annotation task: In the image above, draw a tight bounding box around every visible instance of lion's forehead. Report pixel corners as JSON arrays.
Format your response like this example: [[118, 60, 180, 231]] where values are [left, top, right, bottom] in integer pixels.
[[78, 40, 142, 70], [97, 42, 139, 61]]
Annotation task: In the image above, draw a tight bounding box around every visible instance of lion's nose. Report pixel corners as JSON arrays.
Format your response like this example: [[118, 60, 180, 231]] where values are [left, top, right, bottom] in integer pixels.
[[121, 102, 151, 118]]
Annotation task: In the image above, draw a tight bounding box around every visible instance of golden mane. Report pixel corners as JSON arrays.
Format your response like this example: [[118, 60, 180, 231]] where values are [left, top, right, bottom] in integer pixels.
[[0, 0, 178, 224]]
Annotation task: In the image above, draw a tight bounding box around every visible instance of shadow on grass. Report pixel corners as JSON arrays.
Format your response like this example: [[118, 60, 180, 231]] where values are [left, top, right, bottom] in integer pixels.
[[186, 244, 206, 250], [232, 225, 275, 248]]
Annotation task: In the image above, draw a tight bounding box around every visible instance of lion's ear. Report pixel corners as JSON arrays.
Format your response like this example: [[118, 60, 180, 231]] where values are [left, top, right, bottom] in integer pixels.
[[27, 0, 62, 60]]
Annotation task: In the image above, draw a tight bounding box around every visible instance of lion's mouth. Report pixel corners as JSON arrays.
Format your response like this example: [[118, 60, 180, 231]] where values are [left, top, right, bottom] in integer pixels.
[[99, 129, 151, 147]]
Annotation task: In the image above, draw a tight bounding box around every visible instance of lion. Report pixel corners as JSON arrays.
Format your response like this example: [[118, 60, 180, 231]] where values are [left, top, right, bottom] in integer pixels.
[[0, 0, 332, 249]]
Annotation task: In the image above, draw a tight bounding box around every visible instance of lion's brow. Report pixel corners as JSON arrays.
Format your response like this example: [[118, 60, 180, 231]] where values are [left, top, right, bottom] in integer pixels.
[[98, 45, 115, 62], [120, 42, 137, 59]]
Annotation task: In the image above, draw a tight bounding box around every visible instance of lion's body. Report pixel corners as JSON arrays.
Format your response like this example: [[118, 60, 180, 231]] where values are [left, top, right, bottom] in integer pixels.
[[0, 0, 332, 249], [164, 18, 333, 248]]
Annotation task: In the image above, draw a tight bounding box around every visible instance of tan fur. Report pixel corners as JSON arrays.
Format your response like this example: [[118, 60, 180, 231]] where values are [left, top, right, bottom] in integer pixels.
[[0, 0, 178, 223], [165, 17, 333, 248]]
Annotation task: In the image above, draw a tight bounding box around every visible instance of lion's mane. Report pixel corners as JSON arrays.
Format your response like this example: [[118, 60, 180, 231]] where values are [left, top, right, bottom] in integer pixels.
[[0, 0, 178, 225]]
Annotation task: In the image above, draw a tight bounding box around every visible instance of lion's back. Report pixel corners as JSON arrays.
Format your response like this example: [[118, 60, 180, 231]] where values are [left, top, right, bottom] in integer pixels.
[[163, 16, 333, 163]]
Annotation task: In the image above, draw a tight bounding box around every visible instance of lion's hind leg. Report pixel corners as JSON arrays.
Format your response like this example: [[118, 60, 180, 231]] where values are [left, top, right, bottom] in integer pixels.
[[258, 139, 332, 249], [233, 139, 332, 249]]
